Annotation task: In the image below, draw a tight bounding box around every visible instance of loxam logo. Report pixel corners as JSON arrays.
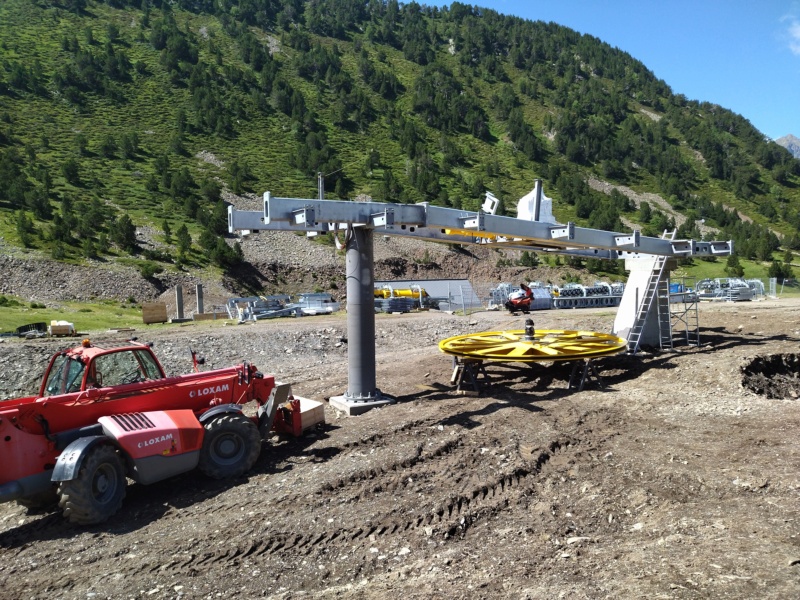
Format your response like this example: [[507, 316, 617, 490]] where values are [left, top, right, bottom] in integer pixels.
[[137, 433, 173, 449], [189, 383, 230, 398]]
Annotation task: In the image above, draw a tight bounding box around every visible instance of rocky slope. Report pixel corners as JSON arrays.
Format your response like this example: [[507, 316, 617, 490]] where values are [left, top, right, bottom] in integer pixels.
[[0, 225, 591, 312]]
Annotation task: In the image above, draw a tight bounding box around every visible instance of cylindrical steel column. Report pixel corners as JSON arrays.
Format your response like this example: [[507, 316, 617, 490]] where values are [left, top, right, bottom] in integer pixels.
[[345, 227, 379, 399]]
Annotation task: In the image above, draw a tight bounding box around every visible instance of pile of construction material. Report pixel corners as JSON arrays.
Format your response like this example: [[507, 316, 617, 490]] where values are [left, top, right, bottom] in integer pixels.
[[374, 297, 417, 313]]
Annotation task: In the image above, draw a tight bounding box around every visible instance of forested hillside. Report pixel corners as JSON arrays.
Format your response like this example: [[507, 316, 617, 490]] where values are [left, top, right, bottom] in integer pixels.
[[1, 0, 799, 284]]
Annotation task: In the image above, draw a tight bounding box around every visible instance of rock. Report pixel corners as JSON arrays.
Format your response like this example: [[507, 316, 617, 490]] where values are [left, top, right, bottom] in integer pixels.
[[566, 537, 592, 544]]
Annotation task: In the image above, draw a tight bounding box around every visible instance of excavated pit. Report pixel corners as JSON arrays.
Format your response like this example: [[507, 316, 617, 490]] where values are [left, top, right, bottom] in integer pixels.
[[741, 353, 800, 399]]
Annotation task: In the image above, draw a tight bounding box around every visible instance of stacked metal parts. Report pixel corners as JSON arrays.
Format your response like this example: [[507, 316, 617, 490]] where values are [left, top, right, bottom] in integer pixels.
[[374, 297, 417, 313]]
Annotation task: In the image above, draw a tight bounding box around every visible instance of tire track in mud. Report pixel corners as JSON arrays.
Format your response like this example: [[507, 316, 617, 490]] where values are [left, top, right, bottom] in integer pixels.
[[150, 437, 580, 576], [2, 435, 580, 594], [312, 434, 465, 505], [133, 416, 453, 523]]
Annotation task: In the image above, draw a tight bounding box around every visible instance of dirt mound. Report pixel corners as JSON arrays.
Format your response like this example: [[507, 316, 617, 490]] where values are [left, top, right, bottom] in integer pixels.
[[741, 353, 800, 399]]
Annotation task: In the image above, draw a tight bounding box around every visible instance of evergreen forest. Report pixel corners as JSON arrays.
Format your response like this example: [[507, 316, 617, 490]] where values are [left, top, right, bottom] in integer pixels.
[[1, 0, 799, 280]]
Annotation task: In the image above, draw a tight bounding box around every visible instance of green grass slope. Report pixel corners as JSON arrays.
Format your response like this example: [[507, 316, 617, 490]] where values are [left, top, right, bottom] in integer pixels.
[[0, 0, 798, 289]]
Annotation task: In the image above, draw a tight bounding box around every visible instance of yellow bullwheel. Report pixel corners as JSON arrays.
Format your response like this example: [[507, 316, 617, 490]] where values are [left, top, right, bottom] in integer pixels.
[[438, 329, 627, 362]]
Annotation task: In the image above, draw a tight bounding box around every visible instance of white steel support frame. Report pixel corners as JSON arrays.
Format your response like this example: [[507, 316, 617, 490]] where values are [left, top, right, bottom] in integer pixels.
[[229, 193, 733, 412], [669, 276, 700, 348]]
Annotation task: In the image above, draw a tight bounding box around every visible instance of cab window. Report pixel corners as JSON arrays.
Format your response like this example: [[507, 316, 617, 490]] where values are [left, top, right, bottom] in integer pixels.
[[43, 355, 86, 396], [136, 350, 163, 380], [91, 350, 162, 387]]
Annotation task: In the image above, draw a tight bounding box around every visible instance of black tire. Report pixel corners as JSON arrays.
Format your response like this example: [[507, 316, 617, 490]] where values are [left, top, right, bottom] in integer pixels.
[[198, 413, 261, 480], [57, 444, 127, 525], [17, 488, 59, 512]]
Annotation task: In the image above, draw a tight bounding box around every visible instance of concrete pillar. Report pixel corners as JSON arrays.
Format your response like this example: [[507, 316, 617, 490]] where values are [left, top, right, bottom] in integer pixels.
[[613, 255, 675, 347], [196, 284, 204, 314], [329, 227, 393, 415], [532, 178, 542, 221], [175, 285, 184, 320]]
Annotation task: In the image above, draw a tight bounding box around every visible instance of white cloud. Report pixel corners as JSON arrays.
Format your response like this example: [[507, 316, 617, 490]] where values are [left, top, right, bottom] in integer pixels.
[[790, 20, 800, 55], [781, 4, 800, 55]]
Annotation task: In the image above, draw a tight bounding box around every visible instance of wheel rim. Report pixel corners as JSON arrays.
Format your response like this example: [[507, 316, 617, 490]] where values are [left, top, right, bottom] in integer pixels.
[[92, 463, 119, 504], [211, 432, 245, 465]]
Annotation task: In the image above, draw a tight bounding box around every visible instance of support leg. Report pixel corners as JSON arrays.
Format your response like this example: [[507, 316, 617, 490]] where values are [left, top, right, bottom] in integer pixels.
[[450, 357, 484, 393], [568, 359, 603, 392]]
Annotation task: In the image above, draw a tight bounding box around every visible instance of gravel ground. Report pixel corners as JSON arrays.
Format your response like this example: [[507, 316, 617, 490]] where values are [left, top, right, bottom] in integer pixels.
[[1, 298, 799, 599]]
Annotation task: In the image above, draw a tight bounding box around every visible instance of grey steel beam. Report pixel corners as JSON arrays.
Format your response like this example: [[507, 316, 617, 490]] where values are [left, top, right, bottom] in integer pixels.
[[365, 225, 623, 259], [232, 193, 733, 258], [229, 208, 332, 234], [263, 192, 428, 228]]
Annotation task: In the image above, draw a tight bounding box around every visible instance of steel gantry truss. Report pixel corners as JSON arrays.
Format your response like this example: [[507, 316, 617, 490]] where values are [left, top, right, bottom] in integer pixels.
[[229, 189, 732, 413], [230, 192, 733, 259]]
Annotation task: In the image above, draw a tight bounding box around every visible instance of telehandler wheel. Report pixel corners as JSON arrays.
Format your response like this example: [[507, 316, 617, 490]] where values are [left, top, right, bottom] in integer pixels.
[[199, 413, 261, 480], [58, 444, 127, 525]]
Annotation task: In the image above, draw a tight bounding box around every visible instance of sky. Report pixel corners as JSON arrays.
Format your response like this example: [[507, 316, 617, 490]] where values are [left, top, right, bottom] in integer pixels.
[[432, 1, 800, 140]]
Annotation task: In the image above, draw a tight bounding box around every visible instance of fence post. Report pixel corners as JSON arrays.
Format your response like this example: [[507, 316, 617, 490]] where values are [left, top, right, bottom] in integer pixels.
[[175, 285, 184, 320]]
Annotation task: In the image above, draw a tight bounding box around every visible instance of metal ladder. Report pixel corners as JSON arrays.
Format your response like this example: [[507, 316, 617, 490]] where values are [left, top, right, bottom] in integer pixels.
[[655, 274, 673, 350], [627, 230, 675, 354]]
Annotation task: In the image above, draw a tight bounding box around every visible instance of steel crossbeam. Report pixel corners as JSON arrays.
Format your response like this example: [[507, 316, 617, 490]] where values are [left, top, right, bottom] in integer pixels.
[[228, 193, 733, 258]]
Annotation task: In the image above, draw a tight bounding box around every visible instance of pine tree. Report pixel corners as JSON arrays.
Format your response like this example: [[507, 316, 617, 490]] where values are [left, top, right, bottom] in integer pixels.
[[162, 220, 172, 245], [15, 210, 34, 248], [176, 224, 191, 259], [111, 214, 137, 252]]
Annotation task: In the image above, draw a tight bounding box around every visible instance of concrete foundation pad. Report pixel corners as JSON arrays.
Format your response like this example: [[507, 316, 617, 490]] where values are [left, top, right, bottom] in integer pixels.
[[329, 394, 395, 416]]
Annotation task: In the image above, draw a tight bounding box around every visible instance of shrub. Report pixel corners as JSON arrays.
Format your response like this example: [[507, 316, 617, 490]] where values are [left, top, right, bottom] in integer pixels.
[[0, 296, 22, 307], [143, 248, 173, 263], [138, 261, 164, 279], [51, 241, 66, 259]]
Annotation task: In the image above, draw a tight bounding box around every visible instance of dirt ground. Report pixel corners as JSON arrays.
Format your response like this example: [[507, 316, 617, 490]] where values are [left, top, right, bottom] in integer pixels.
[[1, 298, 799, 599]]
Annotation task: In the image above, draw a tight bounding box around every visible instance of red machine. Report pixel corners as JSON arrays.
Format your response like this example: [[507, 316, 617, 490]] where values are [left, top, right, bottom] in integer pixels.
[[504, 283, 533, 314], [0, 339, 298, 524]]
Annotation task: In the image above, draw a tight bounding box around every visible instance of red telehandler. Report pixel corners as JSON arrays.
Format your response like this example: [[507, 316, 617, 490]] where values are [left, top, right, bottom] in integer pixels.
[[504, 283, 533, 314], [0, 338, 301, 524]]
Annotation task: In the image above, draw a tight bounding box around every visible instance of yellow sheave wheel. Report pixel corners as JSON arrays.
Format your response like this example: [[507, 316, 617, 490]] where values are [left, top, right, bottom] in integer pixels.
[[438, 329, 627, 362]]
